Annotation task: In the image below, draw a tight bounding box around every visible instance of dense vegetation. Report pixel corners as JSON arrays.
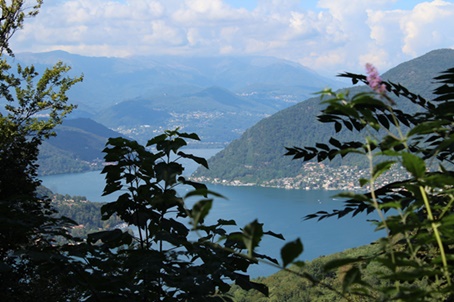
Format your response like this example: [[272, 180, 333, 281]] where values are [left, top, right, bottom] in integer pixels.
[[38, 118, 121, 175], [0, 4, 282, 299], [2, 1, 454, 301], [230, 243, 386, 302], [0, 1, 84, 300], [51, 193, 124, 238], [194, 49, 454, 185]]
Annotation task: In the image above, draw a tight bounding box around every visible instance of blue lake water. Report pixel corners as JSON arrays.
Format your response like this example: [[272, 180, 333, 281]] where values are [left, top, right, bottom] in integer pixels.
[[40, 149, 383, 277]]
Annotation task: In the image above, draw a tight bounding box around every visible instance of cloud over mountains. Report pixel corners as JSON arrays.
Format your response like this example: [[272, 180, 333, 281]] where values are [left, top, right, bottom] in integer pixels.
[[11, 0, 454, 77]]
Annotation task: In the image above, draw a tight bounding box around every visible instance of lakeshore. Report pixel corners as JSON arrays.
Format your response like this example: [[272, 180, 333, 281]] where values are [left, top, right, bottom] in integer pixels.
[[193, 161, 410, 191]]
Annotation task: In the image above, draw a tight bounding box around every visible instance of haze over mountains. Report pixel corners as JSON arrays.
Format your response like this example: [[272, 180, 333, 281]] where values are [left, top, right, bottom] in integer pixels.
[[19, 50, 342, 175], [193, 48, 454, 185], [27, 49, 454, 177], [16, 51, 342, 147]]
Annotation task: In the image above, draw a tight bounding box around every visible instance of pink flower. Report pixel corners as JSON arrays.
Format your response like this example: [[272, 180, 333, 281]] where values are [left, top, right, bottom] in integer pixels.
[[365, 63, 386, 94]]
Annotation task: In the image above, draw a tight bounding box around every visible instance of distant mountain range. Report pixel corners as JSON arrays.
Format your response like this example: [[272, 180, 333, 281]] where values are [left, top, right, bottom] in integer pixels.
[[15, 51, 342, 146], [193, 49, 454, 184]]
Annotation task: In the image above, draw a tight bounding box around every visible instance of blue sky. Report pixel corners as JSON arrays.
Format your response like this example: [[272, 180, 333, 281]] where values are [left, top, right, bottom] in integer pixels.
[[11, 0, 454, 77], [224, 1, 424, 11]]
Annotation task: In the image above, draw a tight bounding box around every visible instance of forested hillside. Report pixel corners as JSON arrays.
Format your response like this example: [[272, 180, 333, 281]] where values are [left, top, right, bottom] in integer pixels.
[[229, 243, 385, 302], [193, 49, 454, 185], [38, 118, 123, 175]]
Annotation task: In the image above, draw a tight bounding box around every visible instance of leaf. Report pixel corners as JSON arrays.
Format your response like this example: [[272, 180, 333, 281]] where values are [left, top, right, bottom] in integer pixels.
[[281, 238, 303, 268], [324, 257, 364, 271], [263, 230, 285, 240], [316, 143, 330, 151], [177, 151, 209, 169], [154, 161, 184, 185], [217, 219, 236, 226], [377, 114, 390, 129], [191, 199, 213, 226], [178, 177, 208, 193], [88, 229, 132, 247], [342, 266, 362, 293], [242, 220, 264, 257], [184, 189, 225, 199], [146, 133, 167, 147], [102, 181, 122, 196], [344, 120, 353, 131], [372, 160, 396, 180], [359, 178, 369, 187], [329, 137, 342, 148], [235, 275, 269, 297], [402, 152, 426, 179], [176, 131, 200, 141]]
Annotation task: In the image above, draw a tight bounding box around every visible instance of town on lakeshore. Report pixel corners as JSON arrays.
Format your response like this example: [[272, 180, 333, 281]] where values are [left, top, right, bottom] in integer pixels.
[[193, 161, 410, 191]]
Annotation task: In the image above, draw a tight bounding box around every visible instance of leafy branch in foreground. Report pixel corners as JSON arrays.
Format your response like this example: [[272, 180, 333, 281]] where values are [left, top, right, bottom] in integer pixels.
[[0, 2, 85, 300], [74, 129, 288, 301], [285, 65, 454, 300]]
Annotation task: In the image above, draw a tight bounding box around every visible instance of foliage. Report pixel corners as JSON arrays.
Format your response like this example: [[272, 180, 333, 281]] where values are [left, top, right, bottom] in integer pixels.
[[229, 243, 386, 302], [284, 66, 454, 300], [51, 193, 124, 238], [0, 1, 83, 300], [194, 49, 454, 186], [38, 118, 118, 175], [72, 129, 284, 301]]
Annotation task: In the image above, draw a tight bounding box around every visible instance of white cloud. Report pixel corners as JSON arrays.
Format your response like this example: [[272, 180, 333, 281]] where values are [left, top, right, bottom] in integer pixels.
[[401, 0, 454, 56], [10, 0, 454, 77]]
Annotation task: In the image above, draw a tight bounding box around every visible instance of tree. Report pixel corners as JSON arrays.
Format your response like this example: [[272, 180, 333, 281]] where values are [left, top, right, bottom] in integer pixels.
[[285, 64, 454, 300], [73, 129, 284, 301], [0, 1, 83, 300]]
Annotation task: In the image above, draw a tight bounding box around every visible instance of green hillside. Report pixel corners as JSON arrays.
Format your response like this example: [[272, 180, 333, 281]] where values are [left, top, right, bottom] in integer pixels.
[[228, 242, 410, 302], [193, 49, 454, 185], [38, 118, 123, 175]]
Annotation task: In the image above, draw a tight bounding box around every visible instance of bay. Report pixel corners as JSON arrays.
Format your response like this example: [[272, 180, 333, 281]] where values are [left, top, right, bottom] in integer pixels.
[[40, 148, 383, 278]]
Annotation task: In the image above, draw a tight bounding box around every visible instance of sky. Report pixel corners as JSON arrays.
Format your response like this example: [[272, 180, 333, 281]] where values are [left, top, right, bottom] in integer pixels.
[[10, 0, 454, 77]]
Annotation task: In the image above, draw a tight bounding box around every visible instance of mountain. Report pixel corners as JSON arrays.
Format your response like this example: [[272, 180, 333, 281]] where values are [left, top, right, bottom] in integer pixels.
[[38, 118, 123, 175], [15, 51, 342, 145], [193, 49, 454, 184]]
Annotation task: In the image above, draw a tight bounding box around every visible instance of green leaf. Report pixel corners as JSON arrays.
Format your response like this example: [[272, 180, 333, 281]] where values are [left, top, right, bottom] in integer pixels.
[[342, 266, 362, 293], [372, 160, 396, 180], [402, 152, 426, 179], [191, 199, 213, 226], [324, 257, 364, 271], [293, 261, 306, 268], [281, 238, 303, 268], [408, 120, 445, 137], [359, 178, 369, 187], [242, 220, 264, 257]]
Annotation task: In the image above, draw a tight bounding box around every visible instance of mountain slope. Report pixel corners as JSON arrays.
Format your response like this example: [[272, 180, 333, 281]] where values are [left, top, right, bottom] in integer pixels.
[[38, 118, 123, 175], [193, 49, 454, 184], [15, 51, 342, 145], [15, 51, 341, 111]]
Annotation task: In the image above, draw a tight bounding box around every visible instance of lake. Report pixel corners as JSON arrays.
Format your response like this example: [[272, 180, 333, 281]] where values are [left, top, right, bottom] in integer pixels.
[[40, 149, 383, 277]]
